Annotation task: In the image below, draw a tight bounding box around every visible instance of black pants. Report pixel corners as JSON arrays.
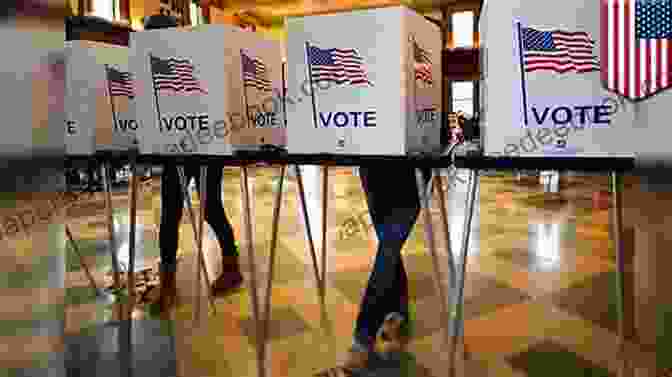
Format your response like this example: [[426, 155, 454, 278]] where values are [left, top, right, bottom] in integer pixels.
[[353, 166, 430, 350], [159, 163, 236, 272]]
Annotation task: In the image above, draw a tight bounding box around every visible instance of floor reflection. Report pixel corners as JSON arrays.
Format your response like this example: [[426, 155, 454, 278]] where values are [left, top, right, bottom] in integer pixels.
[[43, 169, 672, 377]]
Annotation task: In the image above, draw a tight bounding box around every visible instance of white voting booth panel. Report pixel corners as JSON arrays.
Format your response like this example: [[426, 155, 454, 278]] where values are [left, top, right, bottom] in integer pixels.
[[286, 6, 442, 155], [0, 24, 65, 158], [65, 41, 138, 155], [131, 24, 285, 156], [477, 0, 672, 159]]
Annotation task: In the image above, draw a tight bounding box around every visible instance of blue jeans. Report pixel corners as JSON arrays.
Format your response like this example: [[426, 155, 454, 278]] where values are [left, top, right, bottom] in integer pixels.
[[352, 166, 430, 352]]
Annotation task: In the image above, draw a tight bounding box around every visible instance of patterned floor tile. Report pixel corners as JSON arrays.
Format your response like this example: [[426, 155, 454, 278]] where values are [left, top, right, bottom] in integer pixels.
[[507, 340, 613, 377], [545, 271, 619, 333], [461, 273, 530, 320], [239, 306, 310, 345]]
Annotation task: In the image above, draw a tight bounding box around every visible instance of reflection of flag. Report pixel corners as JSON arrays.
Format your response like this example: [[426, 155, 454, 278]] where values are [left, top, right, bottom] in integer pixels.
[[106, 67, 134, 98], [150, 55, 207, 95], [413, 40, 433, 85], [521, 26, 600, 73], [241, 51, 272, 91], [307, 45, 373, 86], [602, 0, 672, 99]]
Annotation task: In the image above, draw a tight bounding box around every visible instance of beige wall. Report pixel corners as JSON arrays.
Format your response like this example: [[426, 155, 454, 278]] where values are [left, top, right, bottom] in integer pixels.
[[130, 0, 161, 26]]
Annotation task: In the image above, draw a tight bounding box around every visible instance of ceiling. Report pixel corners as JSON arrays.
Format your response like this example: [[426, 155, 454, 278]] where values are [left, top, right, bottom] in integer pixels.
[[208, 0, 481, 27]]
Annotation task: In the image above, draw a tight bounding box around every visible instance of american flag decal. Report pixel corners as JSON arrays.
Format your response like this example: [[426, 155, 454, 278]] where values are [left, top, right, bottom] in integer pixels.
[[413, 40, 433, 85], [241, 51, 272, 92], [521, 26, 600, 73], [307, 45, 373, 87], [106, 66, 134, 98], [602, 0, 672, 100], [150, 55, 207, 95]]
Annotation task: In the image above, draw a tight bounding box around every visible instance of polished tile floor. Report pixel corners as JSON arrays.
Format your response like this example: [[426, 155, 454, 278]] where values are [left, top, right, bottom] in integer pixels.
[[4, 167, 672, 376]]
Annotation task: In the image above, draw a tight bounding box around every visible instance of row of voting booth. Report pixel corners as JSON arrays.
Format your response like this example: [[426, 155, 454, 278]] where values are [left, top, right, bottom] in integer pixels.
[[65, 6, 442, 157], [61, 1, 649, 376]]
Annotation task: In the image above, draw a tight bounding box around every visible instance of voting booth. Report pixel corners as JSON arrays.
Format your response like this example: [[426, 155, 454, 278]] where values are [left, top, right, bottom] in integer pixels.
[[286, 6, 442, 155], [65, 41, 138, 156], [477, 0, 672, 159], [130, 24, 285, 156]]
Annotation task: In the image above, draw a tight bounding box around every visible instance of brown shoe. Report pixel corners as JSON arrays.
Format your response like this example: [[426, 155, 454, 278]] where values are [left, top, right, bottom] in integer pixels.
[[211, 255, 244, 295], [158, 265, 177, 314], [342, 348, 368, 369], [313, 349, 367, 377], [373, 313, 409, 359]]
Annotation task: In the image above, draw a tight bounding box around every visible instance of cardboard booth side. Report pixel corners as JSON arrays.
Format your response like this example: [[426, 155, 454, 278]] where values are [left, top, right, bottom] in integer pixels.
[[0, 26, 65, 157], [66, 42, 105, 155], [482, 0, 641, 158], [286, 7, 407, 155], [403, 8, 442, 155], [228, 31, 286, 149], [66, 41, 138, 155], [65, 43, 94, 155], [131, 25, 235, 156]]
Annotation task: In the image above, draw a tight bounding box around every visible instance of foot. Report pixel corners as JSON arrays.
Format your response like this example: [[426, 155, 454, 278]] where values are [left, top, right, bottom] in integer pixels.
[[158, 267, 177, 315], [342, 348, 369, 370], [211, 271, 244, 296], [314, 349, 367, 377], [373, 313, 409, 360]]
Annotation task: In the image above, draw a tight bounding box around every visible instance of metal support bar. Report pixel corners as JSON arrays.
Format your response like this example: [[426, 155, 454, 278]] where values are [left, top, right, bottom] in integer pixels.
[[65, 225, 99, 293], [448, 169, 479, 377], [320, 166, 329, 300], [261, 165, 287, 351], [611, 172, 633, 377], [240, 165, 266, 377], [433, 169, 457, 299], [415, 168, 451, 347], [294, 165, 324, 299], [127, 156, 138, 320], [176, 166, 216, 320], [101, 163, 121, 291]]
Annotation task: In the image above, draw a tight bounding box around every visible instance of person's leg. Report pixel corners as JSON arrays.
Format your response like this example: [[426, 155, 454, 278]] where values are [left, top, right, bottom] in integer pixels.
[[351, 166, 422, 358], [158, 163, 184, 312], [193, 164, 242, 294]]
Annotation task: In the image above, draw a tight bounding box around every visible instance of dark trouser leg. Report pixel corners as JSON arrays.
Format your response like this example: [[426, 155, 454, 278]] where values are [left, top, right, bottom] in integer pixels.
[[159, 163, 184, 272], [353, 167, 424, 351], [192, 164, 237, 257]]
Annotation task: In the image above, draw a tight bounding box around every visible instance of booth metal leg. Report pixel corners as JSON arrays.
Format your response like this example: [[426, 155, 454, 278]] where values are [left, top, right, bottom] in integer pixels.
[[448, 169, 479, 376], [610, 172, 633, 377], [127, 157, 139, 320], [101, 162, 124, 320], [65, 225, 99, 293], [433, 171, 457, 285], [240, 165, 267, 377], [101, 163, 121, 291], [433, 169, 457, 347], [414, 169, 450, 347], [320, 166, 329, 300], [176, 166, 216, 321], [259, 165, 289, 377], [293, 165, 324, 300]]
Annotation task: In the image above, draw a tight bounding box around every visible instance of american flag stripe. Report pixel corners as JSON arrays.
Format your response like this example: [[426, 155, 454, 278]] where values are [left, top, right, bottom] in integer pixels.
[[242, 52, 272, 91], [413, 41, 433, 85], [151, 57, 207, 95], [604, 0, 672, 99], [522, 28, 600, 73], [415, 63, 432, 84], [110, 81, 134, 97], [106, 67, 134, 98], [309, 46, 373, 86]]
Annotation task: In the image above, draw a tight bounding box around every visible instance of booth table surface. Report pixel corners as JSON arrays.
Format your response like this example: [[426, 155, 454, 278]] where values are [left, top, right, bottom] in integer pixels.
[[64, 152, 636, 172]]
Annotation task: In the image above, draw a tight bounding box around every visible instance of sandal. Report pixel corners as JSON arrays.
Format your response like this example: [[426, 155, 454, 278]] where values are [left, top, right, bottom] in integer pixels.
[[313, 366, 355, 377]]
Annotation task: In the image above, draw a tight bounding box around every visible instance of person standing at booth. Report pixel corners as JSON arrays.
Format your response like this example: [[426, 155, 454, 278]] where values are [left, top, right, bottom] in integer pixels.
[[322, 166, 431, 375], [143, 15, 243, 313]]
